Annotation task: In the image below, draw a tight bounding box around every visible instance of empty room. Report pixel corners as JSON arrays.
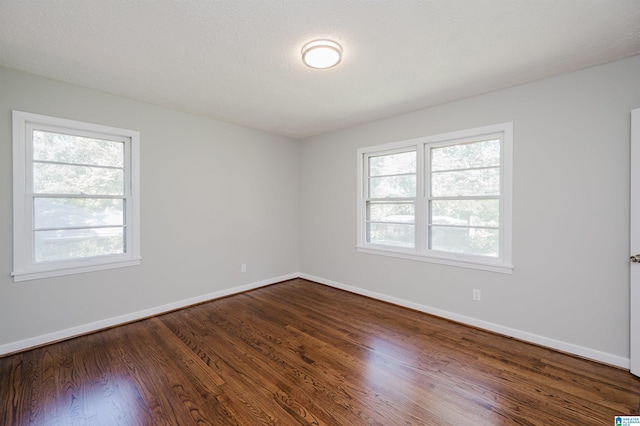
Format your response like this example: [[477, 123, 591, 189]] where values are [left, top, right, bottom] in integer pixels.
[[1, 0, 640, 424]]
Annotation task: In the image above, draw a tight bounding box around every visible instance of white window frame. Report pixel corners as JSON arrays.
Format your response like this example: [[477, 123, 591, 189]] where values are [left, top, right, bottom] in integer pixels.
[[357, 122, 513, 274], [12, 111, 141, 282]]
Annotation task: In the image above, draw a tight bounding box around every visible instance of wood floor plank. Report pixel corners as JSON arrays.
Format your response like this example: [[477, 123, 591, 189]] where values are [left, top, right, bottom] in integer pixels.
[[1, 278, 639, 425], [170, 303, 341, 425], [159, 305, 305, 424]]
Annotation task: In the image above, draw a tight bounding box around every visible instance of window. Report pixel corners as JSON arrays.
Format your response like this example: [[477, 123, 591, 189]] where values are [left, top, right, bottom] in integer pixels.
[[357, 123, 513, 273], [12, 111, 141, 282]]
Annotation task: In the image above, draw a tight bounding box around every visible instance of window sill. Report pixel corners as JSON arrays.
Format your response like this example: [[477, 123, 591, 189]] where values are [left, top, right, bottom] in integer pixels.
[[12, 257, 142, 282], [356, 245, 513, 274]]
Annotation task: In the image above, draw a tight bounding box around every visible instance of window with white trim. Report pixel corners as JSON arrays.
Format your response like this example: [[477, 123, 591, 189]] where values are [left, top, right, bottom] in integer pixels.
[[357, 123, 513, 273], [12, 111, 141, 282]]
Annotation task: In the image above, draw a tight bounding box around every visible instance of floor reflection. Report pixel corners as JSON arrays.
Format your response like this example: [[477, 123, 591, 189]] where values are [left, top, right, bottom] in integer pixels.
[[43, 373, 150, 425]]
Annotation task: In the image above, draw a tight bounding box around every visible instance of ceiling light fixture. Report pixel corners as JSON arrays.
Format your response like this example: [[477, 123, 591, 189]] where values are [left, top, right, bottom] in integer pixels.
[[302, 39, 342, 69]]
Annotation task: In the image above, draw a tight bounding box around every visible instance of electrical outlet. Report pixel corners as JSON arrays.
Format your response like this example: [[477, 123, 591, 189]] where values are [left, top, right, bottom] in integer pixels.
[[241, 264, 247, 273], [472, 289, 481, 301]]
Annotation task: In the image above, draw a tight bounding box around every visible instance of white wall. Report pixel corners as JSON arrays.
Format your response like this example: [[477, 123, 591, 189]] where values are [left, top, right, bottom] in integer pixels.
[[299, 55, 640, 367], [0, 66, 300, 353]]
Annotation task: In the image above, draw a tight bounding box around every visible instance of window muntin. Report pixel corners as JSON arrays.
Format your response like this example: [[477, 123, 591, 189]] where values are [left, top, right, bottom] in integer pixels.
[[357, 123, 512, 273], [13, 111, 140, 281]]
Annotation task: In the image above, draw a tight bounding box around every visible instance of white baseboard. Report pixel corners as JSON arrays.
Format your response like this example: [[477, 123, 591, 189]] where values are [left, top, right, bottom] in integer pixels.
[[299, 273, 631, 370], [0, 273, 298, 356], [2, 271, 630, 370]]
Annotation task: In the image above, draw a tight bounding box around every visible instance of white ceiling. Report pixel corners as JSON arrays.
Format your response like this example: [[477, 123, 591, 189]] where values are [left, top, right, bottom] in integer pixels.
[[1, 1, 639, 139]]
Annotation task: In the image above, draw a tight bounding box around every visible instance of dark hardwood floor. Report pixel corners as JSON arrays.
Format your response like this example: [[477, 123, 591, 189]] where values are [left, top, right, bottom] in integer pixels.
[[2, 278, 639, 425]]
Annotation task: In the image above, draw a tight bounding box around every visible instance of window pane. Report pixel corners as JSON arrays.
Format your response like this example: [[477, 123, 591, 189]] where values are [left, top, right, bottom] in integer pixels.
[[369, 151, 416, 176], [431, 167, 499, 197], [368, 202, 414, 223], [34, 163, 124, 195], [430, 226, 498, 257], [431, 139, 500, 171], [368, 223, 414, 247], [431, 199, 499, 227], [33, 130, 124, 167], [370, 175, 416, 198], [34, 227, 124, 262], [34, 198, 124, 229]]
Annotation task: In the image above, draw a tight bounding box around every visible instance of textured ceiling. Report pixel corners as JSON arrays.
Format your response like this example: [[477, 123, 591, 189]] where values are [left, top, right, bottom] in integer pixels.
[[1, 0, 639, 139]]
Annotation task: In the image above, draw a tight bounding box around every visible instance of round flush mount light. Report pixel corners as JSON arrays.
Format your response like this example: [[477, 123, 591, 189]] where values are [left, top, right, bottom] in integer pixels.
[[302, 39, 342, 69]]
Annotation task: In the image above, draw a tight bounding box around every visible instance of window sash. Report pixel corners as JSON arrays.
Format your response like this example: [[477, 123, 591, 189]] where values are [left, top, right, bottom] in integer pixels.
[[363, 148, 418, 248], [25, 123, 132, 265], [425, 136, 503, 258]]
